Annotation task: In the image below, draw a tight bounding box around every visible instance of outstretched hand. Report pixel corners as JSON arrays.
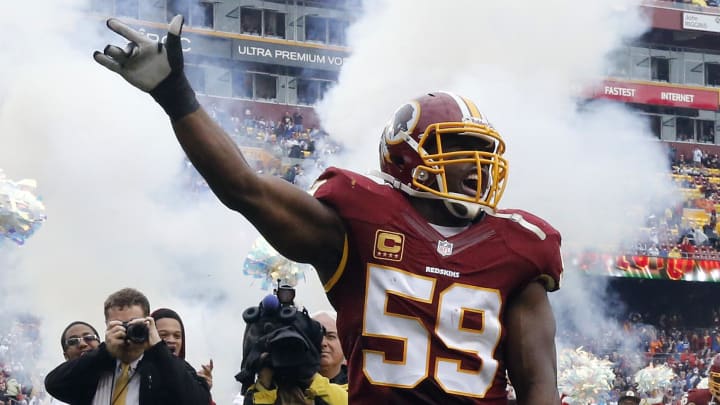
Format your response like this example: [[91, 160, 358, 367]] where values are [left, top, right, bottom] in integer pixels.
[[93, 15, 199, 121], [94, 15, 183, 92], [198, 358, 214, 389]]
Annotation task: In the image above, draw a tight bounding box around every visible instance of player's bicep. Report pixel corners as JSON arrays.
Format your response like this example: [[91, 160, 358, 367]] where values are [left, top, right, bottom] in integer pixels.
[[250, 175, 346, 279], [504, 282, 559, 405], [172, 110, 347, 278]]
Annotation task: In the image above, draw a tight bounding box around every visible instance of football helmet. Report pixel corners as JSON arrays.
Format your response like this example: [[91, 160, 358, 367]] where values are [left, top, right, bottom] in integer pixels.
[[378, 91, 508, 219], [710, 353, 720, 399]]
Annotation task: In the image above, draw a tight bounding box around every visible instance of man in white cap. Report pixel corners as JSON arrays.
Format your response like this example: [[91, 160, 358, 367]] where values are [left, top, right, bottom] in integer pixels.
[[618, 390, 641, 405]]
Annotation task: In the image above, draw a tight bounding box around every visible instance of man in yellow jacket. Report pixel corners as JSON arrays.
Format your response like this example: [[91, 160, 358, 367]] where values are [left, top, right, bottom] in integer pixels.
[[245, 371, 347, 405], [237, 292, 347, 405]]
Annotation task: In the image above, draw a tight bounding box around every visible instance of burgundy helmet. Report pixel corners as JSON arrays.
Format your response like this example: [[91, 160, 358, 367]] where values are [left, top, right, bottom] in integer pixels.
[[378, 91, 508, 219]]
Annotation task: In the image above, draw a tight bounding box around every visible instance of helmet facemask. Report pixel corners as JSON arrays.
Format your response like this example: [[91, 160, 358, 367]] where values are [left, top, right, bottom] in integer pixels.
[[411, 121, 508, 218], [710, 353, 720, 399], [711, 367, 720, 399], [377, 92, 509, 220]]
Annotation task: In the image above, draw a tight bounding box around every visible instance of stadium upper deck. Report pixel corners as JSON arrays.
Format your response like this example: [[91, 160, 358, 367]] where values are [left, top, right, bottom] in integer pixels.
[[584, 1, 720, 155], [89, 0, 359, 126], [89, 1, 720, 150]]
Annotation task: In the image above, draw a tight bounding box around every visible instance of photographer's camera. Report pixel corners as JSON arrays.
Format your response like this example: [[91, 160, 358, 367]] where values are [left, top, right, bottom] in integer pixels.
[[236, 283, 325, 394], [122, 321, 149, 344]]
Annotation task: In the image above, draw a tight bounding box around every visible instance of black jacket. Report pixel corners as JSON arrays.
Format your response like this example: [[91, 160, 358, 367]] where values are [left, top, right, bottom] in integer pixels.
[[45, 342, 211, 405], [328, 365, 347, 386]]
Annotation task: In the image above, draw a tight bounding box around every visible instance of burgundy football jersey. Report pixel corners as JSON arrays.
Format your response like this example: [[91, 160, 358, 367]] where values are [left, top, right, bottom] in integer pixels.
[[312, 168, 563, 404], [685, 388, 715, 405]]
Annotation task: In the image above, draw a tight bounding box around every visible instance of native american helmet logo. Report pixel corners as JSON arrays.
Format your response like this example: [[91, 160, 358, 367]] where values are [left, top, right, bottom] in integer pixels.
[[382, 101, 420, 145]]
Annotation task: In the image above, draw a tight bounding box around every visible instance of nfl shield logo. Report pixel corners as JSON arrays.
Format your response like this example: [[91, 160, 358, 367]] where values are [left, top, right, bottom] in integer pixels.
[[436, 240, 454, 256]]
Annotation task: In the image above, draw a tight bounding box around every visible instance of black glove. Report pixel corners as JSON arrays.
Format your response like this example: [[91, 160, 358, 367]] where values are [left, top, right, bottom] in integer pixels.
[[93, 15, 199, 121]]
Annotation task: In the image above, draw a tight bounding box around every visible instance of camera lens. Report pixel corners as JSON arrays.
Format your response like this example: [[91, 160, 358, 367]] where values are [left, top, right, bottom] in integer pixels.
[[243, 306, 261, 323], [124, 322, 149, 344], [279, 306, 297, 322]]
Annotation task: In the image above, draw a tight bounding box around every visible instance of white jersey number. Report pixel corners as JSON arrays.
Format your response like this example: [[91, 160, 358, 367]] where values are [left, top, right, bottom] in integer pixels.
[[362, 265, 502, 398]]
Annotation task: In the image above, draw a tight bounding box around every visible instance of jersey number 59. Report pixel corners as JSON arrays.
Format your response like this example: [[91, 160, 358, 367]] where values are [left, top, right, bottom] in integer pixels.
[[363, 265, 503, 398]]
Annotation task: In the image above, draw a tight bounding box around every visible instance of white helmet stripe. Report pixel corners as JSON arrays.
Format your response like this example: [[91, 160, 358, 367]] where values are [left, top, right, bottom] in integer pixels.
[[438, 91, 472, 118]]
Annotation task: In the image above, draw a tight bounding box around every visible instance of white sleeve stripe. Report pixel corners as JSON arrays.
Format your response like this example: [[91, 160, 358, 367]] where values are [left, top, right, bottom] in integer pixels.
[[485, 211, 547, 240], [308, 179, 328, 196]]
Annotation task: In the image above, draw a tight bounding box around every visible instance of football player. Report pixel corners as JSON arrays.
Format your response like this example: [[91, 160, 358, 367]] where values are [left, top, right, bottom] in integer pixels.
[[95, 15, 563, 404], [683, 354, 720, 405]]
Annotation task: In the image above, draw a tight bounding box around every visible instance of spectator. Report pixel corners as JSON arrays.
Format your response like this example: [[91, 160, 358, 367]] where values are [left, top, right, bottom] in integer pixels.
[[312, 311, 347, 387], [282, 164, 299, 184], [292, 111, 303, 133], [694, 226, 709, 246], [678, 153, 688, 166], [0, 378, 7, 405], [60, 321, 101, 361], [243, 108, 254, 127], [287, 140, 303, 159], [48, 322, 100, 405], [2, 370, 22, 404], [618, 390, 641, 405], [668, 244, 683, 258], [647, 244, 660, 257], [694, 146, 704, 167], [44, 288, 211, 405], [151, 308, 214, 391], [680, 236, 696, 257]]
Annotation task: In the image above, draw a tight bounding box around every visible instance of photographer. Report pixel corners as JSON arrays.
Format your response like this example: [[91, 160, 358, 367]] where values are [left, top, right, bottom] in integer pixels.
[[237, 286, 346, 405], [44, 288, 210, 405]]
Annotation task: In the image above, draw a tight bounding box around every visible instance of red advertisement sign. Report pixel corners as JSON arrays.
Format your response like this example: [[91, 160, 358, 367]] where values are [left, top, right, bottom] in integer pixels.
[[591, 80, 720, 111], [575, 252, 720, 282]]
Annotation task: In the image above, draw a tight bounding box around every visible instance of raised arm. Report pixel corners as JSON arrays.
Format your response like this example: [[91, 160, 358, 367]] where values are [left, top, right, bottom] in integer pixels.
[[93, 15, 345, 280], [504, 281, 560, 405], [172, 109, 345, 274]]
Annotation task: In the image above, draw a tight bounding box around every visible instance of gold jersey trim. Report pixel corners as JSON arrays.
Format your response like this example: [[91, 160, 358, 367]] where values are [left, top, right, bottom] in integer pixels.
[[324, 234, 349, 292]]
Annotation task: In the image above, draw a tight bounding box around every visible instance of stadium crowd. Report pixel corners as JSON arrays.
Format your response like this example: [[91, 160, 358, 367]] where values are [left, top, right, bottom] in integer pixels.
[[619, 145, 720, 261], [0, 302, 715, 403], [558, 309, 720, 404], [184, 102, 341, 191], [0, 317, 44, 404]]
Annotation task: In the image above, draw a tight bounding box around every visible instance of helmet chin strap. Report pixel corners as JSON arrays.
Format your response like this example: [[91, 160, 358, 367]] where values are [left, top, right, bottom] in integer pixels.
[[371, 171, 490, 220], [443, 198, 485, 220]]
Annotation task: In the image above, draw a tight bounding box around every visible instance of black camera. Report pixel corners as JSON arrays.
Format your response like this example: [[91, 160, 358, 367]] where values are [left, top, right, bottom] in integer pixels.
[[122, 321, 149, 344], [236, 282, 325, 394]]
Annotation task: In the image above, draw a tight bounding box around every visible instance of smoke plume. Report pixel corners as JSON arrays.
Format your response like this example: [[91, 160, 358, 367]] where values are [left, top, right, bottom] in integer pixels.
[[317, 0, 676, 357]]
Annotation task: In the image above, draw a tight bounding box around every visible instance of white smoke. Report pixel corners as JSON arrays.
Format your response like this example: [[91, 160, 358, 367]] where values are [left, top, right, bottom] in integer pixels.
[[317, 0, 676, 355], [0, 1, 330, 402], [0, 0, 681, 400]]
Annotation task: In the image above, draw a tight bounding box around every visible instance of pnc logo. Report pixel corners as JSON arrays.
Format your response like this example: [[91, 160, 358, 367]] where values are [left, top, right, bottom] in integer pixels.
[[373, 230, 405, 261]]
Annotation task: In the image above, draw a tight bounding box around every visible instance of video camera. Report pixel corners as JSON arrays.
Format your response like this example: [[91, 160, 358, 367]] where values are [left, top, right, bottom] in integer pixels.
[[121, 321, 149, 344], [235, 281, 325, 394]]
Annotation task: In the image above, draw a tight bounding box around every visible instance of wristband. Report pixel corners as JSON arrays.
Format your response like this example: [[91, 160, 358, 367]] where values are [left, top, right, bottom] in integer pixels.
[[150, 73, 200, 122]]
